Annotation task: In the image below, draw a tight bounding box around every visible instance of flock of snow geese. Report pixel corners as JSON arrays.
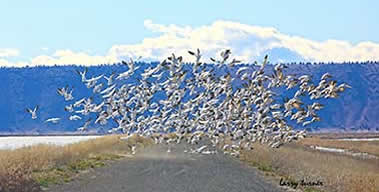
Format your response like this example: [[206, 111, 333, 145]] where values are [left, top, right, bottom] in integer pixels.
[[25, 49, 351, 156]]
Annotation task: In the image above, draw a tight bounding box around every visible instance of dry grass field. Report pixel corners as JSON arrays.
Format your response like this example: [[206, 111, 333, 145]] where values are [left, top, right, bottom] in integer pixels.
[[240, 134, 379, 192], [0, 134, 152, 192], [1, 133, 378, 192]]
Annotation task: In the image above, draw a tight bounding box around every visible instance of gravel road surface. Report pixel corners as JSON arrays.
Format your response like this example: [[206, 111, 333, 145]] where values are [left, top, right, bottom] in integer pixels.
[[48, 144, 283, 192]]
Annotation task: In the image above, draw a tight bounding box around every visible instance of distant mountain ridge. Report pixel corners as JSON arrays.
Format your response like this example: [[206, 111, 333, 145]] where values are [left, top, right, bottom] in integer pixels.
[[1, 61, 378, 134]]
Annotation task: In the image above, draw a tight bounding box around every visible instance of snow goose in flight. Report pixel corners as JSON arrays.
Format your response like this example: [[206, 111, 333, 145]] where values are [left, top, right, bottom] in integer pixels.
[[336, 83, 352, 92], [100, 84, 116, 95], [302, 120, 313, 127], [311, 102, 324, 110], [195, 145, 208, 153], [26, 105, 39, 119], [57, 86, 74, 101], [85, 74, 104, 85], [77, 118, 92, 132], [104, 72, 116, 86], [69, 115, 82, 121], [64, 104, 74, 113], [94, 112, 108, 125], [321, 72, 332, 80], [85, 80, 97, 89], [45, 117, 61, 124], [76, 68, 88, 82], [73, 97, 86, 108], [188, 49, 202, 67], [116, 59, 140, 80], [131, 144, 137, 155], [93, 83, 103, 94]]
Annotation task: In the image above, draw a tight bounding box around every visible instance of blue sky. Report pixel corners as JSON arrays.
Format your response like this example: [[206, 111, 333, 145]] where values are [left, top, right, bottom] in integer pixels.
[[1, 0, 378, 66]]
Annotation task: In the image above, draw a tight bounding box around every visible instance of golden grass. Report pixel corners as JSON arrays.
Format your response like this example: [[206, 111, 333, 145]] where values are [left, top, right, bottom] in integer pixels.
[[2, 133, 377, 192], [240, 140, 379, 192], [0, 135, 152, 192]]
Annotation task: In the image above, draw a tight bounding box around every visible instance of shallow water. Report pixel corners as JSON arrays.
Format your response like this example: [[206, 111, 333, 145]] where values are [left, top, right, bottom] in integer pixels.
[[337, 138, 379, 141], [0, 136, 103, 150], [310, 145, 378, 159], [313, 146, 345, 153]]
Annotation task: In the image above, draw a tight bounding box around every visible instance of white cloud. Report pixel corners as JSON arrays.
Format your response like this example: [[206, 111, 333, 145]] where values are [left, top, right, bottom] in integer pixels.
[[0, 50, 118, 67], [110, 20, 379, 63], [0, 48, 19, 57], [0, 59, 28, 67], [2, 20, 379, 67], [30, 50, 119, 66]]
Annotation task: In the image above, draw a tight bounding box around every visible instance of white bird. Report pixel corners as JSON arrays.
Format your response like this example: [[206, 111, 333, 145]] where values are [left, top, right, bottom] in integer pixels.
[[26, 105, 39, 119], [93, 83, 103, 93], [201, 150, 216, 155], [69, 115, 82, 121], [116, 59, 140, 80], [102, 88, 116, 99], [95, 115, 108, 125], [131, 145, 137, 155], [73, 98, 86, 108], [58, 48, 350, 155], [100, 84, 116, 95], [64, 104, 74, 113], [45, 117, 60, 124], [321, 72, 332, 80], [104, 72, 116, 86], [57, 86, 74, 101], [302, 120, 312, 126], [76, 68, 88, 82], [77, 118, 92, 132], [85, 74, 104, 84]]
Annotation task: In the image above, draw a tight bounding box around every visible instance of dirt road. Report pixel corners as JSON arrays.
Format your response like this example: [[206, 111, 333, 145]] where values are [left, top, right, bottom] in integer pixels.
[[48, 144, 283, 192]]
